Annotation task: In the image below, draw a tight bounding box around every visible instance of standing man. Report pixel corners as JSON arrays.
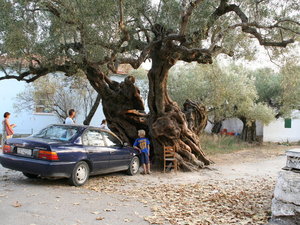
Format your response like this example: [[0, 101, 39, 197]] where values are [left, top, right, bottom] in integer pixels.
[[100, 119, 108, 130], [65, 109, 76, 125]]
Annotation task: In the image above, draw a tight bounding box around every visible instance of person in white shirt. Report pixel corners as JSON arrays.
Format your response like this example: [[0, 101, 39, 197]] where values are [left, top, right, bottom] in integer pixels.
[[100, 119, 108, 130], [65, 109, 76, 125]]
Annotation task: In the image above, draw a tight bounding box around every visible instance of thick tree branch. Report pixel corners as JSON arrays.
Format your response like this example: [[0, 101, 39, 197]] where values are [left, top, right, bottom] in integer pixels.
[[118, 0, 129, 42], [116, 42, 153, 69], [173, 46, 212, 64], [229, 22, 300, 35], [180, 0, 205, 35], [227, 4, 295, 47], [205, 0, 229, 36], [83, 93, 101, 125], [204, 0, 297, 48], [42, 1, 77, 25], [0, 64, 72, 83]]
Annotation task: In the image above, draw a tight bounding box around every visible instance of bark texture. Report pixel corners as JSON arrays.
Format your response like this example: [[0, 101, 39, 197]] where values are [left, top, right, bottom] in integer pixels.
[[183, 99, 208, 135], [85, 65, 148, 144], [147, 47, 211, 171], [84, 53, 211, 171], [211, 120, 223, 134]]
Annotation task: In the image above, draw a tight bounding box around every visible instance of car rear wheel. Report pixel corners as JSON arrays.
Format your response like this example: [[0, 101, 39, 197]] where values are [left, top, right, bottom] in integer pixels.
[[69, 161, 90, 186], [23, 172, 39, 179], [127, 156, 140, 175]]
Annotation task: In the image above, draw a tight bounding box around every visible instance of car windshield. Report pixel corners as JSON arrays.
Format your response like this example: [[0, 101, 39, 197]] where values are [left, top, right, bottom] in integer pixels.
[[32, 125, 80, 142]]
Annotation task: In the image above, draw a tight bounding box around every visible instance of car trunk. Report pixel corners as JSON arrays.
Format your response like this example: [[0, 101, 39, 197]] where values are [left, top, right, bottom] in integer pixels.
[[6, 137, 64, 159]]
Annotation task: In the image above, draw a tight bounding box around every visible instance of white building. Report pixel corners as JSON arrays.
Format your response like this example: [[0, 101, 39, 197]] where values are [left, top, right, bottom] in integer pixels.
[[263, 111, 300, 143], [205, 112, 300, 143], [0, 78, 56, 134], [205, 119, 264, 136]]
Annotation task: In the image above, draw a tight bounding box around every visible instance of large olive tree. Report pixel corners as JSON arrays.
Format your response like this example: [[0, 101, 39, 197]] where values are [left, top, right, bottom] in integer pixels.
[[0, 0, 299, 170]]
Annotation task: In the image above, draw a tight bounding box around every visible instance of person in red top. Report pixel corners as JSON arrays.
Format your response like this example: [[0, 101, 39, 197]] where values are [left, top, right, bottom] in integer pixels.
[[1, 112, 16, 147]]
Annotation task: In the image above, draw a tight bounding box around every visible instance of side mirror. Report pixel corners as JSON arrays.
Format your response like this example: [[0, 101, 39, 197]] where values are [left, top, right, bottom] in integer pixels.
[[123, 142, 129, 147]]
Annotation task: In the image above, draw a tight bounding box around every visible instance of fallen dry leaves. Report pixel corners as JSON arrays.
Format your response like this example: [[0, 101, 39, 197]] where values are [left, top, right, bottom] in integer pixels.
[[96, 216, 104, 220], [12, 201, 22, 208], [84, 176, 275, 225]]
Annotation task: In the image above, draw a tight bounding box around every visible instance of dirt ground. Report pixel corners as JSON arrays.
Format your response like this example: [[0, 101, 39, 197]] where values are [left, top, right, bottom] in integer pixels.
[[0, 144, 296, 225]]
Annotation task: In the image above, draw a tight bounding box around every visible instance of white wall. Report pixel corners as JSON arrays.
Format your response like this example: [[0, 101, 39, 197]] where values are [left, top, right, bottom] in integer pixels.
[[75, 104, 105, 127], [0, 77, 106, 134], [205, 118, 264, 136], [0, 76, 59, 134], [263, 112, 300, 142]]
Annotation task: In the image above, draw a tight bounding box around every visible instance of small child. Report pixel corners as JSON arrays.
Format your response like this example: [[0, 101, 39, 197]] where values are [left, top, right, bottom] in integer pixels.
[[133, 130, 151, 174]]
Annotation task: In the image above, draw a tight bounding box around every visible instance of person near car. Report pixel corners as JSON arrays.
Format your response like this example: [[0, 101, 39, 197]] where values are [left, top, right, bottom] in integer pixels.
[[65, 109, 76, 125], [99, 119, 108, 130], [1, 112, 16, 147], [133, 130, 151, 175]]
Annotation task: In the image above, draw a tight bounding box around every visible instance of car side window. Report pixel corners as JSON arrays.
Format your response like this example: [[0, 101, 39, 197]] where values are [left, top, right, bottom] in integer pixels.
[[102, 132, 122, 147], [82, 130, 105, 147]]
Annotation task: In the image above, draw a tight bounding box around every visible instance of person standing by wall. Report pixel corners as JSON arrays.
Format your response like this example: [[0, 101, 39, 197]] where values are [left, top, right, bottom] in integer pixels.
[[65, 109, 76, 125], [1, 112, 16, 147]]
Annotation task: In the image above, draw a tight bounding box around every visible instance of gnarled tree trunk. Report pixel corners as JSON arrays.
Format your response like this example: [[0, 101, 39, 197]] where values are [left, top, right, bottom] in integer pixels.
[[84, 55, 210, 171], [211, 120, 223, 134], [147, 50, 210, 171], [183, 99, 208, 135], [85, 65, 148, 144]]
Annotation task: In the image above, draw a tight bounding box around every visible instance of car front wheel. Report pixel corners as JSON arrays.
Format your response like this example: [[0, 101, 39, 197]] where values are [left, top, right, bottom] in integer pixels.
[[127, 156, 140, 175], [69, 161, 90, 186]]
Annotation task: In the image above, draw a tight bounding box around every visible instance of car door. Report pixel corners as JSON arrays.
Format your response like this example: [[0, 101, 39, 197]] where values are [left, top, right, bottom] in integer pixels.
[[82, 129, 111, 174], [102, 131, 131, 172]]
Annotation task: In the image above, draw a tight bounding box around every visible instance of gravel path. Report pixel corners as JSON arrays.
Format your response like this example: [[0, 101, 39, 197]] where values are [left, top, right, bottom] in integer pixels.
[[0, 145, 292, 225], [0, 169, 151, 225]]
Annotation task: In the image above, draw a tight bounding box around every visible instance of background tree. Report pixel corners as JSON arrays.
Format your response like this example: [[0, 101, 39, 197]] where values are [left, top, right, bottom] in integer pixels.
[[253, 63, 300, 117], [279, 63, 300, 115], [0, 0, 299, 170], [253, 68, 282, 117], [168, 63, 275, 142], [15, 74, 99, 124]]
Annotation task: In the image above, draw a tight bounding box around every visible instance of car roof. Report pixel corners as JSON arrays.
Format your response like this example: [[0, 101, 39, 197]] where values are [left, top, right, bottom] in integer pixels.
[[51, 124, 89, 128], [49, 124, 113, 133], [40, 124, 124, 144]]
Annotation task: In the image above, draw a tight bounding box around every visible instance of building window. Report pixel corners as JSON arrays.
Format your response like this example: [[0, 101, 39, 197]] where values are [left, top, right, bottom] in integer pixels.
[[284, 118, 292, 128], [34, 94, 54, 114]]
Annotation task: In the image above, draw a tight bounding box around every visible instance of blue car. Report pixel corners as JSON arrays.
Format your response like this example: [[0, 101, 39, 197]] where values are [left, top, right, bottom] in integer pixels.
[[0, 124, 140, 186]]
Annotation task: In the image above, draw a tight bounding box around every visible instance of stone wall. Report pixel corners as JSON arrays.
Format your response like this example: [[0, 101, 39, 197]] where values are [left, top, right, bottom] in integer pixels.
[[269, 170, 300, 225]]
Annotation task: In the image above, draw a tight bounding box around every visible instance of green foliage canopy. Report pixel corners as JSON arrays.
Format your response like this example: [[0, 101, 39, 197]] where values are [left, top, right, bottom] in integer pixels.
[[168, 63, 275, 124], [0, 0, 299, 82]]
